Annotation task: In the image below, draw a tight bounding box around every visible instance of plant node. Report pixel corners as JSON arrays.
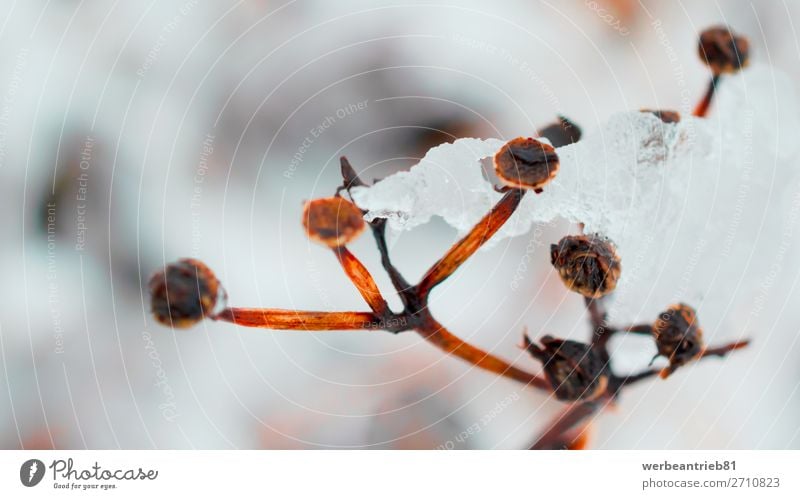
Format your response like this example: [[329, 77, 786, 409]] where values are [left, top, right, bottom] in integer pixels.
[[653, 303, 704, 378], [494, 137, 560, 191], [524, 335, 609, 402], [698, 26, 750, 76], [149, 258, 220, 329], [550, 234, 621, 298], [302, 197, 365, 248]]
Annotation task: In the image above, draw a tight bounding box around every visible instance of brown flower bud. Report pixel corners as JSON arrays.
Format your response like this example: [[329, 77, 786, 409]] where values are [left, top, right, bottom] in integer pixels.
[[550, 235, 621, 298], [494, 137, 559, 191], [302, 197, 366, 248], [641, 109, 681, 124], [698, 26, 750, 76], [149, 259, 220, 329], [526, 335, 609, 401], [653, 303, 704, 377], [537, 116, 582, 148]]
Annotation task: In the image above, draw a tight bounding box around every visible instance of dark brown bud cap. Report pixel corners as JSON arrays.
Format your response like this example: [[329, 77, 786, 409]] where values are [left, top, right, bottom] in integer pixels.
[[641, 109, 681, 124], [537, 116, 582, 148], [494, 137, 560, 191], [550, 234, 621, 298], [526, 335, 609, 401], [302, 197, 365, 248], [653, 303, 704, 378], [149, 258, 220, 329], [698, 26, 750, 76]]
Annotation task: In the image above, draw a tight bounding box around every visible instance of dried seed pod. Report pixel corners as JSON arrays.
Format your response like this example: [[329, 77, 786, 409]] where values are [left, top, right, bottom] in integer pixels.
[[653, 303, 704, 377], [550, 235, 621, 298], [537, 116, 582, 148], [149, 258, 220, 329], [698, 26, 750, 76], [494, 137, 560, 191], [526, 335, 609, 401], [641, 109, 681, 124], [302, 197, 365, 247]]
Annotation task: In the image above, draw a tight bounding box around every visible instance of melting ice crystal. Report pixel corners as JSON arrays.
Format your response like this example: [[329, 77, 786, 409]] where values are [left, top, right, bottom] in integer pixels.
[[351, 65, 800, 323]]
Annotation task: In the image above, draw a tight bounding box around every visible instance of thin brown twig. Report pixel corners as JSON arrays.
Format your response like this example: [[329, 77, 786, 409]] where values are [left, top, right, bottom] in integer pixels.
[[418, 188, 526, 297], [693, 75, 720, 117], [421, 317, 549, 389], [340, 156, 412, 297], [193, 27, 754, 451], [530, 398, 606, 449], [369, 218, 413, 296], [337, 156, 548, 388], [333, 245, 390, 316], [701, 339, 750, 358], [618, 339, 752, 385], [213, 308, 384, 330]]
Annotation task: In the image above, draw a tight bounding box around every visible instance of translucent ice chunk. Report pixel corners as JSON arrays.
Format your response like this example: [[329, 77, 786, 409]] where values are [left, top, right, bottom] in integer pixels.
[[350, 137, 507, 234], [351, 67, 800, 325], [712, 64, 800, 162], [351, 111, 712, 256]]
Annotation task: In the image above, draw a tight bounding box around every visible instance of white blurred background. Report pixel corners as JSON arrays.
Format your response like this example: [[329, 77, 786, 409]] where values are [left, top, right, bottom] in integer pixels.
[[1, 0, 799, 449]]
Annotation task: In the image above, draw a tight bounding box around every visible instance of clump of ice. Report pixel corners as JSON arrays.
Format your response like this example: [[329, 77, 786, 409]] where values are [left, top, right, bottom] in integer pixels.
[[351, 111, 709, 253], [351, 65, 800, 324], [350, 137, 508, 234]]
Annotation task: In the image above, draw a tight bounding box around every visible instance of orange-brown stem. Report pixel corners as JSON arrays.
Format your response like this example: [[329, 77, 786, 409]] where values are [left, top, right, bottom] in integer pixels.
[[339, 156, 412, 299], [693, 75, 720, 117], [564, 425, 593, 450], [585, 297, 607, 330], [586, 297, 614, 351], [598, 323, 653, 349], [529, 339, 751, 445], [419, 317, 549, 390], [333, 245, 390, 316], [658, 339, 750, 378], [619, 339, 751, 384], [418, 188, 526, 295], [701, 339, 750, 358], [530, 399, 605, 450], [213, 308, 383, 330]]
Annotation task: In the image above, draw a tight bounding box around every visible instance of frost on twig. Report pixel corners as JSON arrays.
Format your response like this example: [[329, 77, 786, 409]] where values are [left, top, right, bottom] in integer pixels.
[[352, 112, 709, 255], [351, 137, 508, 234], [351, 65, 800, 323]]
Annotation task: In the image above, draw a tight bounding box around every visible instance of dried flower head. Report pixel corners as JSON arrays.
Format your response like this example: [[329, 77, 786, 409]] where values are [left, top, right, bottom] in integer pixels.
[[302, 197, 366, 248], [698, 26, 750, 76], [653, 303, 705, 378], [537, 116, 582, 148], [494, 137, 560, 191], [641, 109, 681, 124], [526, 335, 609, 401], [550, 235, 621, 298], [149, 258, 220, 329]]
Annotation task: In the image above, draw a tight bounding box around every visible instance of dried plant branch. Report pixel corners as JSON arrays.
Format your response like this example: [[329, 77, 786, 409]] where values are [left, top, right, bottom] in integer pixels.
[[213, 308, 386, 331], [342, 156, 549, 386], [417, 188, 526, 297], [148, 25, 755, 450], [340, 156, 412, 297], [617, 368, 661, 387], [702, 339, 750, 358], [693, 75, 720, 117], [694, 26, 749, 117], [370, 218, 413, 295], [420, 317, 549, 389], [333, 245, 390, 316], [619, 339, 752, 384], [530, 399, 606, 450], [585, 297, 608, 331]]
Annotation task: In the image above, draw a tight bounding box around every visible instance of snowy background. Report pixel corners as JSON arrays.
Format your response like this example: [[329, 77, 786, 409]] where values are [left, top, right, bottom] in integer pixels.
[[1, 0, 799, 449]]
